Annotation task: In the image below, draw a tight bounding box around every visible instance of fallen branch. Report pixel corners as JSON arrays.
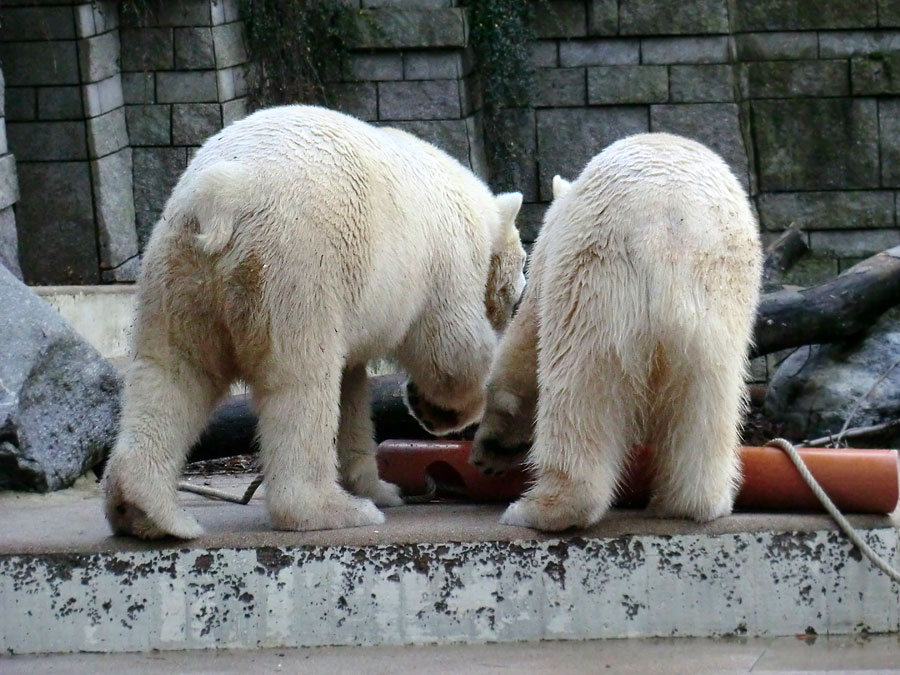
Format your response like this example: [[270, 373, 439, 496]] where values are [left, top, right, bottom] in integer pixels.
[[834, 356, 900, 446], [752, 245, 900, 358], [803, 419, 900, 448]]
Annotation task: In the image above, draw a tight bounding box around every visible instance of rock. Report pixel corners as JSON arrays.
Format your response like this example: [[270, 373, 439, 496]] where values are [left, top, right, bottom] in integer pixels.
[[764, 311, 900, 447], [0, 265, 121, 491]]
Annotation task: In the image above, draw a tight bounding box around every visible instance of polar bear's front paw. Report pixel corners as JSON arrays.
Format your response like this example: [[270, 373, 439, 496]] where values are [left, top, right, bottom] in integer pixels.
[[268, 491, 385, 532], [469, 436, 529, 476], [500, 493, 600, 532], [363, 479, 405, 507]]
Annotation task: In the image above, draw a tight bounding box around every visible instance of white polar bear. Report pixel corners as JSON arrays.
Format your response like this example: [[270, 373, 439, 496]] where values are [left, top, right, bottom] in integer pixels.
[[470, 133, 762, 531], [103, 105, 525, 539]]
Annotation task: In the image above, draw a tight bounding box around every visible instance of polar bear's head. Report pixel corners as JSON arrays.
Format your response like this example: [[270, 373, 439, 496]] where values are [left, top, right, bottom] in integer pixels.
[[485, 192, 526, 332], [400, 191, 525, 437]]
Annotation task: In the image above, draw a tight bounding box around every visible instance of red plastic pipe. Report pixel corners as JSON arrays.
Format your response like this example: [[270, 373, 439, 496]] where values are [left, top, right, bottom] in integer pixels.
[[376, 440, 899, 515]]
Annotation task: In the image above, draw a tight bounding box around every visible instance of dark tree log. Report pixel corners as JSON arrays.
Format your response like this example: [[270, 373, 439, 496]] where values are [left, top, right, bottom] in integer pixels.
[[752, 245, 900, 358], [188, 374, 439, 462], [761, 225, 808, 291], [188, 394, 257, 461]]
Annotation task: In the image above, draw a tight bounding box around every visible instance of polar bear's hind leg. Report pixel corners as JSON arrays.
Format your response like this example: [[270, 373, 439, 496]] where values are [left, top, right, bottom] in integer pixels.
[[501, 259, 640, 531], [103, 355, 226, 539], [646, 330, 746, 522]]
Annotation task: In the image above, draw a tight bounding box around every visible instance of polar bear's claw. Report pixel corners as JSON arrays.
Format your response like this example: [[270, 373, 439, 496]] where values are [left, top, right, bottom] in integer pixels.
[[469, 436, 529, 475]]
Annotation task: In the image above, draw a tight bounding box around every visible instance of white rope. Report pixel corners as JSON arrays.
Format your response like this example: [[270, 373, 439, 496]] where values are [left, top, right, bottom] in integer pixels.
[[766, 437, 900, 584]]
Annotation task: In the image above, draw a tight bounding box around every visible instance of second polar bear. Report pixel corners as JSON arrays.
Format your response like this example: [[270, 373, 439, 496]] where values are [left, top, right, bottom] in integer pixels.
[[470, 133, 762, 531], [102, 105, 525, 539]]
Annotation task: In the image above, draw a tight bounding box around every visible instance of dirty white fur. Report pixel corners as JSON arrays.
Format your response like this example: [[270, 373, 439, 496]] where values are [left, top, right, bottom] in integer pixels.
[[103, 105, 524, 539], [470, 133, 762, 531]]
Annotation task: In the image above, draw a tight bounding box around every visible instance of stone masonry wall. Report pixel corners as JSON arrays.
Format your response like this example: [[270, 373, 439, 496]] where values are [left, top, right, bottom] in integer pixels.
[[120, 0, 250, 248], [0, 0, 138, 283], [325, 1, 488, 181], [0, 0, 898, 312], [519, 0, 900, 380], [0, 0, 249, 282], [0, 61, 21, 278], [523, 1, 900, 266]]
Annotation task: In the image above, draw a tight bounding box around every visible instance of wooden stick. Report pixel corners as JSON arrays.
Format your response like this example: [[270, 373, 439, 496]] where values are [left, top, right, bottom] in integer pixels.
[[804, 419, 900, 448], [177, 474, 264, 504]]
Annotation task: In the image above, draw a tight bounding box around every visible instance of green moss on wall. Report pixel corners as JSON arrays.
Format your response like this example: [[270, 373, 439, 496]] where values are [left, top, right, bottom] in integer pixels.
[[467, 0, 540, 192], [239, 0, 359, 109]]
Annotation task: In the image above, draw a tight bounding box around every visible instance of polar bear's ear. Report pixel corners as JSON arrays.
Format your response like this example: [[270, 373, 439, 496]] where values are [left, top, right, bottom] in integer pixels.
[[495, 192, 523, 227], [552, 175, 572, 200]]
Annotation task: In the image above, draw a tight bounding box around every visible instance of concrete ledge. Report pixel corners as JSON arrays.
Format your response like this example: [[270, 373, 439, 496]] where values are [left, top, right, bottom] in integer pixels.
[[33, 284, 136, 362], [1, 476, 897, 654]]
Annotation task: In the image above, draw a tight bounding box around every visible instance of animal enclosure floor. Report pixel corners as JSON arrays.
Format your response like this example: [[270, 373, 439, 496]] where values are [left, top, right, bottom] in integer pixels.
[[0, 474, 897, 555]]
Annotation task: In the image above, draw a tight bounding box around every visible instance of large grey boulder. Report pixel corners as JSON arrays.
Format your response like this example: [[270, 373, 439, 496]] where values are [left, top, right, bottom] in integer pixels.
[[0, 265, 121, 491], [764, 312, 900, 447]]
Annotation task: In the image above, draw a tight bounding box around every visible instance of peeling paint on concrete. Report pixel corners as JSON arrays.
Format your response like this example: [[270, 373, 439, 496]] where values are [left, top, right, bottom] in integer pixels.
[[1, 527, 897, 655]]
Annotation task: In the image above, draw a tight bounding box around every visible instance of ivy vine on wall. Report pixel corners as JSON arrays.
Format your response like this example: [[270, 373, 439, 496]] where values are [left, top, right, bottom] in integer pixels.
[[467, 0, 540, 193], [239, 0, 359, 109]]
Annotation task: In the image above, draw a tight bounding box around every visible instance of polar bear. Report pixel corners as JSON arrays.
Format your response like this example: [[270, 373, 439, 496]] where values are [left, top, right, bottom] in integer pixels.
[[103, 105, 525, 539], [470, 133, 762, 531]]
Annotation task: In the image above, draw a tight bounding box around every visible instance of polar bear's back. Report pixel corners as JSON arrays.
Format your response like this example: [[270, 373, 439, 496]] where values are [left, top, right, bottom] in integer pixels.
[[165, 106, 495, 262], [136, 105, 503, 372], [542, 133, 761, 353], [556, 133, 759, 282], [574, 133, 753, 248]]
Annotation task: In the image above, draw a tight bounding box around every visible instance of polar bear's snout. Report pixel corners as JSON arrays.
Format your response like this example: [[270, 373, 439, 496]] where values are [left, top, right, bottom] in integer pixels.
[[403, 380, 462, 432], [470, 388, 534, 475], [402, 379, 485, 436]]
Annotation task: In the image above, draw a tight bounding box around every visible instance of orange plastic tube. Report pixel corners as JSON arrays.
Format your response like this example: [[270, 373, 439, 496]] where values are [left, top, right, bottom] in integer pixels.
[[376, 440, 899, 514]]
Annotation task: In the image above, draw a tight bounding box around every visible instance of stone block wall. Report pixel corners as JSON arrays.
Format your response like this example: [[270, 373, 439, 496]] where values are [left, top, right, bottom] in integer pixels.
[[326, 1, 488, 180], [0, 0, 249, 282], [119, 0, 249, 248], [2, 1, 98, 283], [522, 0, 900, 380], [0, 0, 898, 304], [1, 1, 139, 283], [0, 62, 21, 278]]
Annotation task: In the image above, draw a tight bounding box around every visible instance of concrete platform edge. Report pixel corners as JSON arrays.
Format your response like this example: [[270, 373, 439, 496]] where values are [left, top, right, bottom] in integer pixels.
[[2, 525, 898, 655]]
